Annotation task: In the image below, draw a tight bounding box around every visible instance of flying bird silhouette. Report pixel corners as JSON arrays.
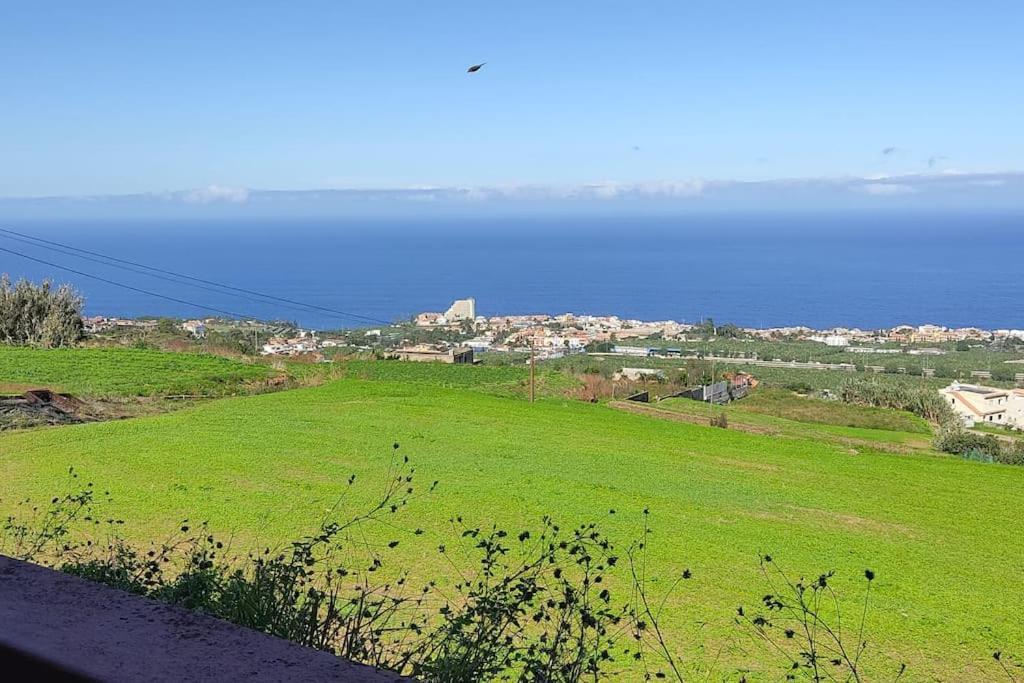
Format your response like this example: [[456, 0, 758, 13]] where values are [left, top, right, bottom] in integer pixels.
[[467, 62, 486, 73]]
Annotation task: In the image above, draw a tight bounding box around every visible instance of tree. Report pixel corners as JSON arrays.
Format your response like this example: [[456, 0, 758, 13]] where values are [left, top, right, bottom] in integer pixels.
[[715, 322, 742, 339], [156, 318, 179, 334], [0, 276, 84, 347]]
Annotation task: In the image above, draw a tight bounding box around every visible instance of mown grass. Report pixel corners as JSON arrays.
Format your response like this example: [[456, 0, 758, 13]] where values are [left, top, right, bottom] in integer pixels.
[[2, 371, 1023, 679], [0, 346, 270, 397]]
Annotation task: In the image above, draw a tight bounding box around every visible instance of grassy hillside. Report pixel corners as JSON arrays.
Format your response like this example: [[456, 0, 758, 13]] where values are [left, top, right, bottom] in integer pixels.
[[0, 346, 270, 397], [2, 373, 1022, 678]]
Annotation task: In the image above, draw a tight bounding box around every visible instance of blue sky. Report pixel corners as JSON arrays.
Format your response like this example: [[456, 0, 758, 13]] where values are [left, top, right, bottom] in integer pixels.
[[2, 1, 1022, 200]]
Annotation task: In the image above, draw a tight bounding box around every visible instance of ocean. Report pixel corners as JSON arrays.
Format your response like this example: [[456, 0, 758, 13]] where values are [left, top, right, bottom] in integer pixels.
[[2, 212, 1022, 331]]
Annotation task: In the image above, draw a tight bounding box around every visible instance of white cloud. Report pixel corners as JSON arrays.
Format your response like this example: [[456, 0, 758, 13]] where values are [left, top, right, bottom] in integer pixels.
[[181, 185, 250, 204], [5, 172, 1022, 213], [858, 183, 916, 196], [485, 180, 707, 201]]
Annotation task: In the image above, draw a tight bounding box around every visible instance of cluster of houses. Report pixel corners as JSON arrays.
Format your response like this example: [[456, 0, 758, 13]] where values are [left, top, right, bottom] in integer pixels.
[[181, 320, 206, 338], [782, 324, 1020, 346], [413, 301, 1024, 354], [260, 330, 319, 356], [414, 299, 690, 359], [940, 382, 1024, 430]]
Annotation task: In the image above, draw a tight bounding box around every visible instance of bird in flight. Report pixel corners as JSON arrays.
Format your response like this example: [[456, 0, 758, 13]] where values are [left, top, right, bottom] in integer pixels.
[[467, 62, 486, 73]]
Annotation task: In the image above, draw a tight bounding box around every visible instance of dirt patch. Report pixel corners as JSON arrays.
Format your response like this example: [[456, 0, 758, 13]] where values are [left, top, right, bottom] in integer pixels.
[[0, 390, 92, 430], [0, 389, 170, 430]]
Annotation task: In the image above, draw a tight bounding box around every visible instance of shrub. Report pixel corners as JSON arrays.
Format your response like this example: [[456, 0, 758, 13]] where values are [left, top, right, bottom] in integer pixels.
[[737, 557, 906, 682], [785, 381, 814, 394], [839, 378, 954, 423], [0, 276, 84, 347], [994, 440, 1024, 467], [934, 425, 1002, 461]]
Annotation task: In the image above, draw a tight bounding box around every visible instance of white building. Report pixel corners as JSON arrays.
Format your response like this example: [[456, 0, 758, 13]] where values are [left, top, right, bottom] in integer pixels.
[[465, 336, 493, 352], [445, 298, 476, 322], [939, 383, 1024, 429], [616, 368, 666, 381], [1009, 390, 1024, 428], [808, 333, 849, 346], [181, 320, 206, 338], [612, 345, 651, 357]]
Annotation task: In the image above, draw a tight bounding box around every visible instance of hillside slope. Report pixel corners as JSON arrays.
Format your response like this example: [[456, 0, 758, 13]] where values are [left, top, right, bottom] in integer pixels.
[[2, 378, 1022, 678]]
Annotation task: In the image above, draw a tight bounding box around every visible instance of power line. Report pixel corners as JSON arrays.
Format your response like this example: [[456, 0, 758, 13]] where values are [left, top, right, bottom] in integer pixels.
[[0, 245, 257, 320], [0, 230, 385, 325], [0, 231, 273, 306], [0, 226, 390, 326]]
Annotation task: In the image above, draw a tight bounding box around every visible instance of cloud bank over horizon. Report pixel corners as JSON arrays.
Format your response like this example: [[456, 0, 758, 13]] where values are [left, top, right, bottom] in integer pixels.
[[3, 172, 1023, 220]]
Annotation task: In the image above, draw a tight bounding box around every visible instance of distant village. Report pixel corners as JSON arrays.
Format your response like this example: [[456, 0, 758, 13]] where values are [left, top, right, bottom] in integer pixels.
[[83, 299, 1024, 361], [406, 298, 1024, 357]]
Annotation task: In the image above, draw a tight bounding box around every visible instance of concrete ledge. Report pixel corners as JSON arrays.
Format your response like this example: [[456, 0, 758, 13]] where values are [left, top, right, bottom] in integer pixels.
[[0, 555, 409, 682]]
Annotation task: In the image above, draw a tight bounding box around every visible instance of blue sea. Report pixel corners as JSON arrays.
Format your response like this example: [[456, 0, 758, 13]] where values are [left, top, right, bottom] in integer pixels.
[[2, 212, 1022, 330]]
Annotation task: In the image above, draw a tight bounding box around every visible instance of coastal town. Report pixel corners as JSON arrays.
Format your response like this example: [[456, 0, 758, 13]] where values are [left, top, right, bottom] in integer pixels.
[[82, 297, 1024, 361]]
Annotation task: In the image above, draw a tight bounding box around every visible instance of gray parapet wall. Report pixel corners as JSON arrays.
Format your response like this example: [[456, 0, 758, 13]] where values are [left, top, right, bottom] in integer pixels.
[[0, 555, 410, 682]]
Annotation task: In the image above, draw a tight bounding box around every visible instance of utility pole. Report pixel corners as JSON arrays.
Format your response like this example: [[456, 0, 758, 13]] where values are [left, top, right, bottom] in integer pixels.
[[529, 339, 536, 404]]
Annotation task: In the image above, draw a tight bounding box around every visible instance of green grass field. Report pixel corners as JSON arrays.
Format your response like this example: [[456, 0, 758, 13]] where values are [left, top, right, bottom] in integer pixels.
[[0, 346, 270, 397], [2, 359, 1023, 679]]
